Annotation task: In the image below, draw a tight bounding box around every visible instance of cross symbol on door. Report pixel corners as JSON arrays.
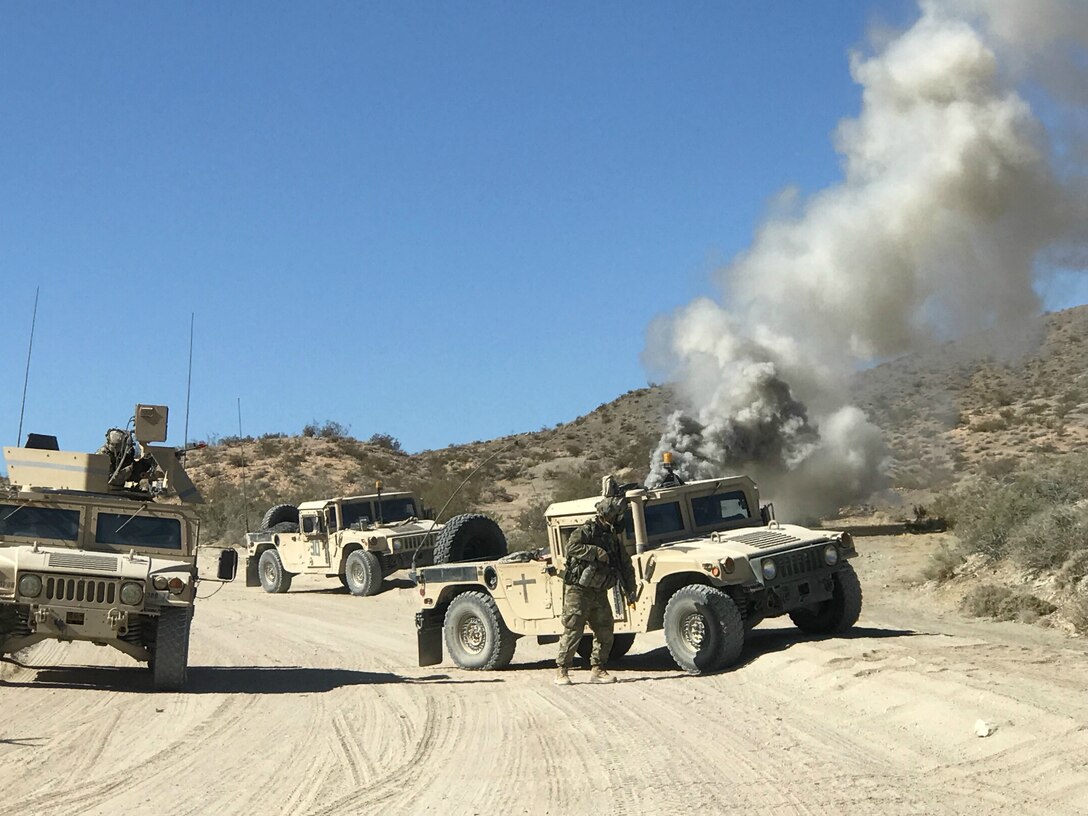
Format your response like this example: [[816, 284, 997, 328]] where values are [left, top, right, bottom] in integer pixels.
[[512, 573, 537, 602]]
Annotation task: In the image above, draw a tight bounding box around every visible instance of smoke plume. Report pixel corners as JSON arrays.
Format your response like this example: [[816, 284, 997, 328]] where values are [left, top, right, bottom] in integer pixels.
[[646, 0, 1088, 518]]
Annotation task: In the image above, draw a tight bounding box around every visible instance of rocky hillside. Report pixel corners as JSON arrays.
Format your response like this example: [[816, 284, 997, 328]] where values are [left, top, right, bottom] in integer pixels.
[[186, 305, 1088, 546]]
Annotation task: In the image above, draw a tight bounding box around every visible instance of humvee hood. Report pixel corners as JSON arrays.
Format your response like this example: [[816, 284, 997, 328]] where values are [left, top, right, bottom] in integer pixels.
[[654, 523, 835, 558]]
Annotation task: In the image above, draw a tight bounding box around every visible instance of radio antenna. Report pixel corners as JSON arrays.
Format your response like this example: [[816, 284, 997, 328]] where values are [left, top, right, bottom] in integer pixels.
[[16, 287, 40, 446], [183, 313, 194, 449], [238, 397, 250, 534]]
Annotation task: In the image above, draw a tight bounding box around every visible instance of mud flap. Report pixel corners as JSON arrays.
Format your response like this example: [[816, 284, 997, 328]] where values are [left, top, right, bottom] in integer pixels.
[[416, 611, 444, 667], [245, 556, 260, 588]]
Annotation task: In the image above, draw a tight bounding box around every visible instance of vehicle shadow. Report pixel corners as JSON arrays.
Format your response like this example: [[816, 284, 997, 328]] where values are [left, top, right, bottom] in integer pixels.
[[291, 578, 415, 595], [514, 624, 921, 679], [0, 664, 501, 694]]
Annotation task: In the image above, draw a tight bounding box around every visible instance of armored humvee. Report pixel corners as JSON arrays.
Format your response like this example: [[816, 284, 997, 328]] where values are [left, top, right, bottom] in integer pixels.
[[245, 493, 507, 596], [0, 404, 237, 691], [415, 462, 861, 674]]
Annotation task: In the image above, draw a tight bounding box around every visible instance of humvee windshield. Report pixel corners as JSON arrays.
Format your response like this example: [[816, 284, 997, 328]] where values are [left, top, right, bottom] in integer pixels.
[[341, 497, 417, 528], [95, 513, 183, 550], [0, 504, 80, 541], [625, 501, 685, 540], [691, 491, 751, 526]]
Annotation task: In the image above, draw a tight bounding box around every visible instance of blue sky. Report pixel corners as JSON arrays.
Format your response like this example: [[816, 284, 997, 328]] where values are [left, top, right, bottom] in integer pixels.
[[5, 0, 1075, 457]]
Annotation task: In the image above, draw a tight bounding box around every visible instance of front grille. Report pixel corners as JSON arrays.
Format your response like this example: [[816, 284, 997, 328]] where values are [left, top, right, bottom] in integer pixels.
[[44, 575, 118, 606], [731, 530, 802, 550], [773, 547, 824, 580], [47, 552, 120, 573]]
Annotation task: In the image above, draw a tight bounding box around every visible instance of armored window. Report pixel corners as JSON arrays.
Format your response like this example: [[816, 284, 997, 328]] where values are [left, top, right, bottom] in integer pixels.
[[326, 509, 339, 532], [95, 513, 182, 550], [0, 504, 81, 541], [377, 498, 417, 523], [691, 491, 751, 527], [302, 515, 322, 534], [340, 502, 374, 529], [643, 502, 685, 537]]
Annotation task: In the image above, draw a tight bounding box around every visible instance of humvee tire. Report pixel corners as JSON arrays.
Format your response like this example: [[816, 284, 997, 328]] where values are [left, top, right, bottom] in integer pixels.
[[344, 550, 383, 596], [443, 591, 517, 670], [261, 503, 299, 531], [433, 514, 507, 564], [576, 632, 635, 662], [663, 585, 744, 674], [788, 563, 862, 634], [152, 607, 192, 691], [259, 548, 293, 594]]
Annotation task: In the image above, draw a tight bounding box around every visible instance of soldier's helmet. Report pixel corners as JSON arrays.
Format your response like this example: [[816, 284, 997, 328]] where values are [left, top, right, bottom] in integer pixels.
[[595, 496, 626, 523]]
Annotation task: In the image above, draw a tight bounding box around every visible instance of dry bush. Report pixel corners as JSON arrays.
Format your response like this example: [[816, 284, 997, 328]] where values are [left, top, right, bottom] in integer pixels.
[[1065, 593, 1088, 633], [922, 543, 965, 583], [960, 584, 1056, 622]]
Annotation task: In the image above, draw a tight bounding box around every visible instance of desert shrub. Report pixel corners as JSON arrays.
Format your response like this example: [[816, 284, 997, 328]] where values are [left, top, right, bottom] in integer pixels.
[[1065, 593, 1088, 633], [1006, 505, 1088, 572], [972, 416, 1008, 432], [934, 453, 1088, 561], [922, 543, 965, 583], [302, 419, 350, 439], [512, 495, 552, 551], [960, 584, 1056, 622], [367, 433, 403, 452]]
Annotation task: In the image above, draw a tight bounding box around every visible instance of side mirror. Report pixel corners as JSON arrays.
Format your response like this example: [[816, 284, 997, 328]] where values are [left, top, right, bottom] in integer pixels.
[[216, 548, 238, 581], [760, 503, 776, 525]]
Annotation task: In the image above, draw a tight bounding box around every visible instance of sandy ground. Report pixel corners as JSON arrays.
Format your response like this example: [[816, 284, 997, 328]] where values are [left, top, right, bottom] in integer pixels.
[[3, 536, 1088, 816]]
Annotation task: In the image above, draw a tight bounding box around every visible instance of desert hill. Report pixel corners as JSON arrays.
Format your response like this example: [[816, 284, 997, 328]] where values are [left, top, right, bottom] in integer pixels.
[[186, 304, 1088, 547]]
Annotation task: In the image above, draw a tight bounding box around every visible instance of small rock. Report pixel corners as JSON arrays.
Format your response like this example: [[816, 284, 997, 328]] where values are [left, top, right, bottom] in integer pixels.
[[974, 719, 997, 737], [155, 708, 165, 714]]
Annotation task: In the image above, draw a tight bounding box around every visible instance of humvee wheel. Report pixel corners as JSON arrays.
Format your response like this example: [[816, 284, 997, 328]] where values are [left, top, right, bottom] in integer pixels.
[[261, 503, 299, 531], [344, 550, 383, 597], [152, 607, 192, 692], [576, 632, 635, 662], [443, 591, 517, 670], [258, 549, 293, 594], [663, 585, 744, 674], [788, 564, 863, 634], [433, 514, 508, 564]]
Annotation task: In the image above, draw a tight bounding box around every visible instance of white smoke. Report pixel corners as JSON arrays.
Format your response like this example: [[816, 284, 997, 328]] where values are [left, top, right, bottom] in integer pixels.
[[646, 0, 1088, 518]]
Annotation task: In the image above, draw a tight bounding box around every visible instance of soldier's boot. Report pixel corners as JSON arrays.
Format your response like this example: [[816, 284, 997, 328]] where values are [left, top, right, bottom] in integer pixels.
[[554, 667, 572, 686], [590, 667, 616, 684]]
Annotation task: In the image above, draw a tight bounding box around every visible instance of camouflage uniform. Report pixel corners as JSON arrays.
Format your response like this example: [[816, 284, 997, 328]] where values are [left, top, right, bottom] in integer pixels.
[[556, 501, 637, 670]]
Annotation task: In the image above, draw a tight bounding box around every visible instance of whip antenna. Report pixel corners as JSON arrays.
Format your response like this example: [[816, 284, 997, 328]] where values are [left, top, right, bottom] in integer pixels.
[[238, 397, 250, 534], [184, 313, 194, 449], [16, 287, 39, 446]]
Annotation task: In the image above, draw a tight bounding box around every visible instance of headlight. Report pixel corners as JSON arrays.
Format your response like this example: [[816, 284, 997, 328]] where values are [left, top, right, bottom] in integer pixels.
[[761, 559, 777, 581], [120, 582, 145, 606], [152, 575, 169, 591], [823, 544, 839, 566], [167, 577, 186, 595], [18, 574, 43, 598]]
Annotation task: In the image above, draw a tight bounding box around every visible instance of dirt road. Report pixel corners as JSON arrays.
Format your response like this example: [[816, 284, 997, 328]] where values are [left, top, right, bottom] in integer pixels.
[[3, 536, 1088, 815]]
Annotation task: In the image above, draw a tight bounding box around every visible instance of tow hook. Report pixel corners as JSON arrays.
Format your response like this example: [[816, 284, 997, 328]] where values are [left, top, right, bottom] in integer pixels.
[[33, 606, 50, 625], [107, 608, 126, 630]]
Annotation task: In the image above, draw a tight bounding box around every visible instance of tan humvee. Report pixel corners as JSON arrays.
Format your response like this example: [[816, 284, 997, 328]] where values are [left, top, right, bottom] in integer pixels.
[[0, 405, 237, 691], [245, 494, 507, 596], [415, 465, 861, 674]]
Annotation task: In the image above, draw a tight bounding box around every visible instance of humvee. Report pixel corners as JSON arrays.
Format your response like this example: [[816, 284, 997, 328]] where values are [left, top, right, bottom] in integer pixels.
[[0, 404, 237, 691], [415, 462, 861, 674], [245, 493, 507, 596]]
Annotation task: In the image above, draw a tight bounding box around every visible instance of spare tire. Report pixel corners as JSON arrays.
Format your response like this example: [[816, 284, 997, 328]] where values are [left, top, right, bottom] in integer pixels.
[[261, 504, 299, 531], [433, 514, 507, 564]]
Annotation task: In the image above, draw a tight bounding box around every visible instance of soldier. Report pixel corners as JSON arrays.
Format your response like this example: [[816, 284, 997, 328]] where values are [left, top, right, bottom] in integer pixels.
[[555, 494, 638, 685]]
